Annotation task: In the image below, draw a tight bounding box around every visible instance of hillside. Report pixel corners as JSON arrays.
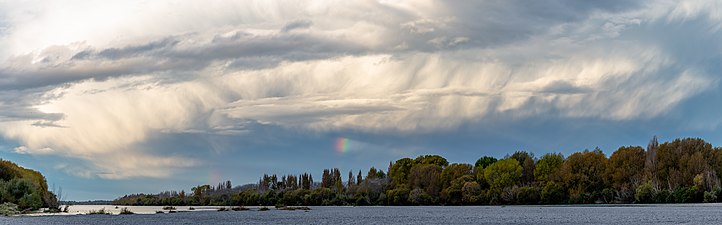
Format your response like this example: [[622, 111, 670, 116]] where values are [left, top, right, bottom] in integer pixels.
[[0, 159, 58, 211]]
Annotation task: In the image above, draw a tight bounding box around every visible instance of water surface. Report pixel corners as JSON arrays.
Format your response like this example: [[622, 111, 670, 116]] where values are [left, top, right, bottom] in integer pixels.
[[2, 204, 721, 224]]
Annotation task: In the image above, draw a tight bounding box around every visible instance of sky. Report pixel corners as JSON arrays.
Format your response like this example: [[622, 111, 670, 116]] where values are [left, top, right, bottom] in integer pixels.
[[1, 0, 722, 200]]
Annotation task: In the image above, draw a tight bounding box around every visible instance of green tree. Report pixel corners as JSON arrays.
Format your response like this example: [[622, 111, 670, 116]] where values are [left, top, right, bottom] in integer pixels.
[[388, 158, 415, 189], [441, 164, 473, 189], [474, 156, 498, 169], [510, 151, 536, 185], [484, 159, 523, 190], [414, 155, 449, 168], [534, 153, 564, 183]]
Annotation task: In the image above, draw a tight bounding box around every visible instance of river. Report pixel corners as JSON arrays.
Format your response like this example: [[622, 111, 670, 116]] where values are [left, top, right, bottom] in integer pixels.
[[2, 204, 721, 224]]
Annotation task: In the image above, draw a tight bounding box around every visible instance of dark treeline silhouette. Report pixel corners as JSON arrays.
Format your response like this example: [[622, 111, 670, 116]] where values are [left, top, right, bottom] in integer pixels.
[[114, 137, 722, 206]]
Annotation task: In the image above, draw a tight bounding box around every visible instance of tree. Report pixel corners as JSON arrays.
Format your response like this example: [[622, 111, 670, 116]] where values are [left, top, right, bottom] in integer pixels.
[[348, 170, 354, 188], [534, 153, 564, 183], [408, 164, 442, 197], [414, 155, 449, 168], [356, 170, 363, 186], [510, 151, 535, 185], [461, 181, 481, 204], [657, 138, 714, 190], [558, 149, 608, 203], [441, 164, 473, 189], [607, 146, 645, 202], [645, 136, 659, 189], [388, 158, 415, 189], [484, 159, 522, 190], [475, 156, 498, 169]]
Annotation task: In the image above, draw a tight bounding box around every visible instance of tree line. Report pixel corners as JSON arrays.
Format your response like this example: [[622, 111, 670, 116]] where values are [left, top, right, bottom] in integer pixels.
[[113, 137, 722, 206]]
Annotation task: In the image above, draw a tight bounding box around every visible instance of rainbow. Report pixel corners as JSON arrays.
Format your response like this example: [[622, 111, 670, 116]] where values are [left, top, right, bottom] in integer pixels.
[[335, 137, 350, 153]]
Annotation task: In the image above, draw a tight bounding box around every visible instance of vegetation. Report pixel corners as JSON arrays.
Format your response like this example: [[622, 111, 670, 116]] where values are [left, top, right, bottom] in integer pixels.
[[88, 208, 110, 215], [113, 137, 722, 206], [0, 159, 59, 212], [119, 207, 134, 214], [0, 202, 20, 216]]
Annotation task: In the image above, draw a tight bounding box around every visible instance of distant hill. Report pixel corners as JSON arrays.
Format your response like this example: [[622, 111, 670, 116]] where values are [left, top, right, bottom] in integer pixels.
[[0, 159, 57, 211]]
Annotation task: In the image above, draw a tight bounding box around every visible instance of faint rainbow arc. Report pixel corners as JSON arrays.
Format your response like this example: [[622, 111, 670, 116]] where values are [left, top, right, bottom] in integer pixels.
[[335, 137, 350, 153]]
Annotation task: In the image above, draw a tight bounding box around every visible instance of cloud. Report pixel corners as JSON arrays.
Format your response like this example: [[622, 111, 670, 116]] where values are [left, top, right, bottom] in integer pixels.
[[0, 0, 721, 180]]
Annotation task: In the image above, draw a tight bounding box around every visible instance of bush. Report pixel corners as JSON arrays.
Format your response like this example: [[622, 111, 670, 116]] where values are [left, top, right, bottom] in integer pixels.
[[541, 182, 566, 204], [0, 202, 19, 216], [18, 193, 42, 210], [386, 187, 410, 205], [514, 186, 540, 205], [119, 207, 134, 214], [408, 188, 433, 205], [88, 208, 110, 215], [704, 191, 717, 203], [654, 189, 671, 203], [672, 187, 701, 203], [634, 181, 655, 203]]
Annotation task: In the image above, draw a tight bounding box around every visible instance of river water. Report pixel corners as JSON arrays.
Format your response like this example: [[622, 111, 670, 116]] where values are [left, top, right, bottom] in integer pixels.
[[2, 204, 722, 224]]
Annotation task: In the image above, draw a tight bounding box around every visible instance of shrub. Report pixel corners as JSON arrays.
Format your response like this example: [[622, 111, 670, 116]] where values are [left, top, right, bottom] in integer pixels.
[[541, 182, 566, 204], [514, 186, 540, 205], [119, 207, 134, 214], [704, 191, 717, 203], [18, 193, 42, 210], [88, 208, 110, 215], [672, 187, 701, 203], [635, 181, 655, 203], [0, 202, 19, 216]]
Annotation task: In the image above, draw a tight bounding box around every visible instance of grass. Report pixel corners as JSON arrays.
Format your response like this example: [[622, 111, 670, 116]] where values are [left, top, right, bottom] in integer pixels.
[[88, 208, 110, 215], [119, 207, 134, 214], [258, 207, 270, 211]]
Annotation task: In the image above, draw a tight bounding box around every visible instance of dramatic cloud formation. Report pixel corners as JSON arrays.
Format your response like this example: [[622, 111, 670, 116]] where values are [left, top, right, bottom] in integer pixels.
[[1, 0, 721, 198]]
